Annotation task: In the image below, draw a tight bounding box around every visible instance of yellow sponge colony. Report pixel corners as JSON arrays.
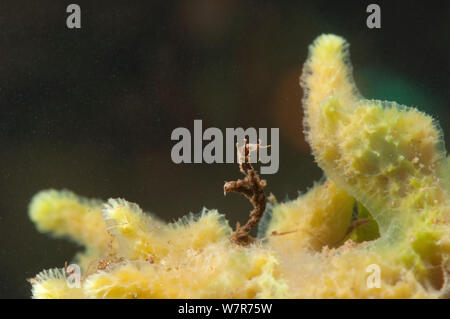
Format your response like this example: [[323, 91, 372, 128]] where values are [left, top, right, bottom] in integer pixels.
[[28, 34, 450, 298], [264, 180, 354, 252], [29, 191, 288, 298]]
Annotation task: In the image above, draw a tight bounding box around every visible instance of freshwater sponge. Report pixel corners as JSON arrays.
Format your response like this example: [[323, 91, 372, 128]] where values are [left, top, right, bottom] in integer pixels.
[[28, 34, 450, 298]]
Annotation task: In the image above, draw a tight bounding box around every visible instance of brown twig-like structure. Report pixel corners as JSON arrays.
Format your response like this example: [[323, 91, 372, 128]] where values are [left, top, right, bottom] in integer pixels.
[[224, 140, 267, 246]]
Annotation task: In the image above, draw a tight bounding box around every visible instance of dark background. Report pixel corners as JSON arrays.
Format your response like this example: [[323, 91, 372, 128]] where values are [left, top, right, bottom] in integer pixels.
[[0, 0, 448, 298]]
